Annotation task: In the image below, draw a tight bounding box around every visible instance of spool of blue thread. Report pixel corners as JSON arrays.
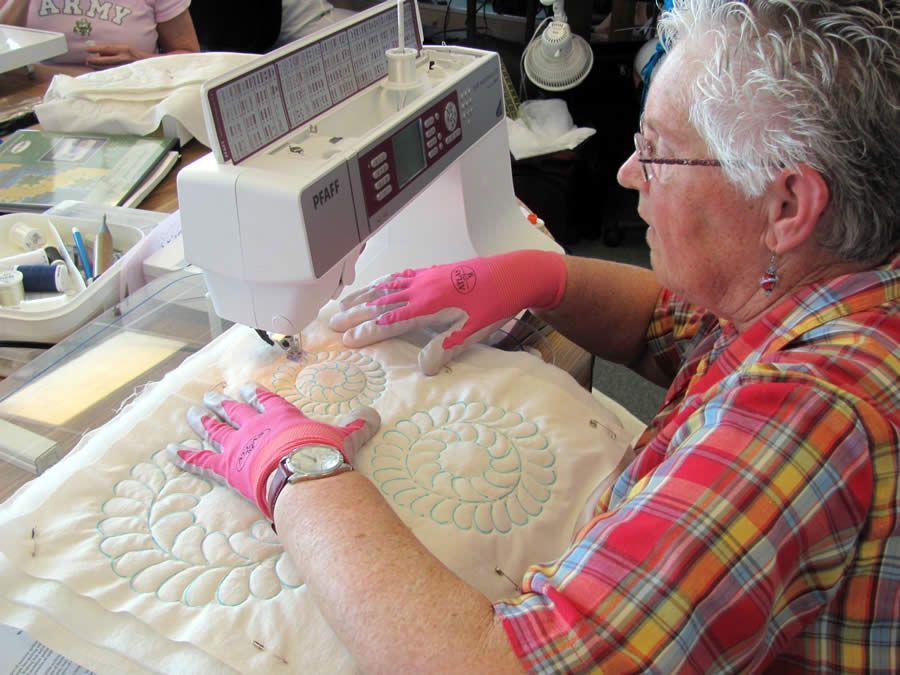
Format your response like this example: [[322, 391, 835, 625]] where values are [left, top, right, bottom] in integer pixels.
[[15, 264, 69, 293]]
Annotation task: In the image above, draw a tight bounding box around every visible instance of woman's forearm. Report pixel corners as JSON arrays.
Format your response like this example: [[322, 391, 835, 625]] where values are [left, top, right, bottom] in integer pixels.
[[156, 10, 200, 54], [538, 255, 668, 385], [0, 0, 30, 26], [274, 471, 523, 672]]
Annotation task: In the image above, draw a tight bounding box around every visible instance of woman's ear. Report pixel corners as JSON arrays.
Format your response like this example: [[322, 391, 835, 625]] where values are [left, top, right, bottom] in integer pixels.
[[763, 164, 830, 253]]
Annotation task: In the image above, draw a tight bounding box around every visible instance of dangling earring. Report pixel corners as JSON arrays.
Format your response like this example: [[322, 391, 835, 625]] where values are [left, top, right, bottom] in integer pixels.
[[759, 253, 778, 295]]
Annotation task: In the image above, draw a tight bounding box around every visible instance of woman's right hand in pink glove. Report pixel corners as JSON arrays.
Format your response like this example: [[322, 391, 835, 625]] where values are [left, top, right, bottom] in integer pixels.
[[167, 383, 380, 520], [328, 249, 567, 375]]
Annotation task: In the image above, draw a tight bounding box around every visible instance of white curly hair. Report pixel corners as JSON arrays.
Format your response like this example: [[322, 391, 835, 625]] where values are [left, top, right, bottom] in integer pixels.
[[657, 0, 899, 262]]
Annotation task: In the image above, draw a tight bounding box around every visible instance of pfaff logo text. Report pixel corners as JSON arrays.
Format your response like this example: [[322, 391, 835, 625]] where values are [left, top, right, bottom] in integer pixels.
[[312, 180, 340, 210]]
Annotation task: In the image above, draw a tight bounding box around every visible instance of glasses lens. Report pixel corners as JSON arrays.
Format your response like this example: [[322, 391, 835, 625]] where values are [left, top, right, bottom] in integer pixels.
[[634, 133, 652, 182]]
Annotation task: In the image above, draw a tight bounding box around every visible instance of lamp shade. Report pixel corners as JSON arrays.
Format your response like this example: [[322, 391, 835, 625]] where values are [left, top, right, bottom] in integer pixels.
[[523, 20, 594, 92]]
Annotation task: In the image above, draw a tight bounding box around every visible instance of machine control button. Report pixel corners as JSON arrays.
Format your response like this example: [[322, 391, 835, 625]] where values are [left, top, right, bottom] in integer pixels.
[[369, 152, 387, 168], [427, 147, 439, 159], [425, 126, 436, 139], [372, 163, 389, 178], [443, 102, 458, 132], [426, 136, 437, 149], [376, 185, 393, 201], [424, 117, 434, 128], [375, 175, 390, 190]]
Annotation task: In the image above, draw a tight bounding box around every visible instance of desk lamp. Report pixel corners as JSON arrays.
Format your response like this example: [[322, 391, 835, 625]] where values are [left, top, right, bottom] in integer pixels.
[[521, 0, 594, 92]]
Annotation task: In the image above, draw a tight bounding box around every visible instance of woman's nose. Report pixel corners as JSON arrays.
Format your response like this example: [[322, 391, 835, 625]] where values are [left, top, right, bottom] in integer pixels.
[[617, 150, 646, 191]]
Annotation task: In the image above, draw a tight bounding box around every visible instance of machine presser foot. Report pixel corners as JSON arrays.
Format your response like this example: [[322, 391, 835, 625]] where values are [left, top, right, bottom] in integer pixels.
[[255, 329, 304, 361]]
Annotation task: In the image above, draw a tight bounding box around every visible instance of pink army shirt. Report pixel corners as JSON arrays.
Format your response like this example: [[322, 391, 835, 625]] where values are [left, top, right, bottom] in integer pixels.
[[26, 0, 189, 64]]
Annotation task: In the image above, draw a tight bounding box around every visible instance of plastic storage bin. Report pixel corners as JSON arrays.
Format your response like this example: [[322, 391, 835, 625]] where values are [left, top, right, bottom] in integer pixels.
[[0, 212, 145, 344]]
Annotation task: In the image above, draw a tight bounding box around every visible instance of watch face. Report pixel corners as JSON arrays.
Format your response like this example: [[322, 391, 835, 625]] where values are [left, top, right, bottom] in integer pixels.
[[286, 445, 344, 476]]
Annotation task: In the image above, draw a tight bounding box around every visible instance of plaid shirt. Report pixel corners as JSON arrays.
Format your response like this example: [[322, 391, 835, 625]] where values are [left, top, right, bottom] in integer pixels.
[[496, 254, 899, 673]]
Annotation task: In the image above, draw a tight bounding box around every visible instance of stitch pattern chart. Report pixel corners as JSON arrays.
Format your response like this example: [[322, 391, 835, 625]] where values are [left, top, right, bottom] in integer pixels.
[[272, 350, 386, 417], [371, 402, 557, 534], [97, 449, 302, 607]]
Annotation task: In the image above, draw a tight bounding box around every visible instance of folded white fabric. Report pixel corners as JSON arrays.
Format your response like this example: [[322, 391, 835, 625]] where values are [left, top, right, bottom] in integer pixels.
[[0, 305, 631, 672], [35, 53, 258, 147], [506, 98, 596, 160]]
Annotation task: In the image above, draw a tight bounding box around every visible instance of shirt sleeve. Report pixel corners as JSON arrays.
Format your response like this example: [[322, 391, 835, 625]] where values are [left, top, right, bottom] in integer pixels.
[[494, 377, 874, 673], [645, 288, 719, 381], [154, 0, 192, 24]]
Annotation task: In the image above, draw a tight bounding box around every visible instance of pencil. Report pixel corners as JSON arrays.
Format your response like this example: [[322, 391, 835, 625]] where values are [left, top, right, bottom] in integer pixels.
[[93, 215, 113, 277]]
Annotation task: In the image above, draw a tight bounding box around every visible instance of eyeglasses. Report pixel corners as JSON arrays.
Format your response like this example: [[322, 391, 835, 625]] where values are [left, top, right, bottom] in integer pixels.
[[634, 132, 722, 183]]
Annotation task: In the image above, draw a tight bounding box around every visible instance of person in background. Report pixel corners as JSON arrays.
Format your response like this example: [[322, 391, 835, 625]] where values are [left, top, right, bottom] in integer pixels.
[[273, 0, 355, 48], [637, 0, 674, 110], [170, 0, 899, 671], [189, 0, 355, 54], [0, 0, 199, 68]]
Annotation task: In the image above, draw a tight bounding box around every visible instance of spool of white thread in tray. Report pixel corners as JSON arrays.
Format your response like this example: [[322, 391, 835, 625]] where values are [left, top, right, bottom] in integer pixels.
[[8, 222, 46, 251]]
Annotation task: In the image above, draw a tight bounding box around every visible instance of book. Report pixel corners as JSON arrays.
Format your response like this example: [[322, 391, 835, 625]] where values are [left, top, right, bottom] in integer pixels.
[[120, 150, 180, 208], [0, 129, 178, 214]]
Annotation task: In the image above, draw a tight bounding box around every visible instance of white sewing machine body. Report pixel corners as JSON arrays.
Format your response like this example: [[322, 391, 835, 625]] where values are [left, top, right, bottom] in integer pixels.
[[177, 0, 560, 341]]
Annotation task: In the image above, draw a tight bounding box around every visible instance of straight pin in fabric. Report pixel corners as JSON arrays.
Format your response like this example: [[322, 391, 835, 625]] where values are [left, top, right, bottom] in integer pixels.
[[589, 418, 617, 440], [494, 566, 522, 593], [31, 527, 36, 557], [251, 640, 288, 665]]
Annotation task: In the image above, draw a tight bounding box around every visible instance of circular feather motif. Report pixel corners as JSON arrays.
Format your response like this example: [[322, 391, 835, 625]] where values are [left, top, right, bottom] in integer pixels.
[[97, 449, 301, 607], [370, 402, 557, 534], [272, 350, 386, 417]]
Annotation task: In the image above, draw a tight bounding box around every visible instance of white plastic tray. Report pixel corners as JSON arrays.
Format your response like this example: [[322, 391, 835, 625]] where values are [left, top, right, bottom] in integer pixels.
[[0, 25, 66, 74], [0, 213, 144, 344]]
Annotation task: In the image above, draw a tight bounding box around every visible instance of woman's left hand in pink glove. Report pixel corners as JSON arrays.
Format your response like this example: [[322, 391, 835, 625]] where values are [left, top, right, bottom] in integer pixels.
[[329, 250, 567, 375], [167, 383, 380, 519]]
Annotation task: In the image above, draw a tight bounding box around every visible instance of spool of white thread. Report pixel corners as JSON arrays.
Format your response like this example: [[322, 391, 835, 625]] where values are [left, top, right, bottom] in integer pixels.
[[0, 269, 26, 307], [8, 222, 46, 251], [0, 247, 50, 270]]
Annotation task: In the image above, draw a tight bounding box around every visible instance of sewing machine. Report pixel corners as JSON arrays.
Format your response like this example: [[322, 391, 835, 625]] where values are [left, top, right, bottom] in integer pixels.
[[177, 0, 561, 356]]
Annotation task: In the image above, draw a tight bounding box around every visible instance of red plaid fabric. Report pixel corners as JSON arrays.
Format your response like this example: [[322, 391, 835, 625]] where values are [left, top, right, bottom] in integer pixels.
[[496, 254, 899, 673]]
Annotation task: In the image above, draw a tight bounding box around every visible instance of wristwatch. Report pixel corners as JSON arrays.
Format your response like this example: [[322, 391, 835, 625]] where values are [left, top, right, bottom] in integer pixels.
[[266, 444, 352, 523]]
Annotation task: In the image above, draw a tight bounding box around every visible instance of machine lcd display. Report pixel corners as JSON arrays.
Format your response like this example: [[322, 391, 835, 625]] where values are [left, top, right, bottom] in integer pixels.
[[393, 120, 426, 188]]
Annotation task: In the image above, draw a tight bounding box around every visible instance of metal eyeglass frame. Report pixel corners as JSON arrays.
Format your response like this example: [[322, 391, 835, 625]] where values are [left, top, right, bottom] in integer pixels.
[[634, 132, 722, 182]]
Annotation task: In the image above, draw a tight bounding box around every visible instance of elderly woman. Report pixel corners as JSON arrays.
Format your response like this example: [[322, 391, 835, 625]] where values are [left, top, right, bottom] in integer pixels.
[[171, 0, 899, 671]]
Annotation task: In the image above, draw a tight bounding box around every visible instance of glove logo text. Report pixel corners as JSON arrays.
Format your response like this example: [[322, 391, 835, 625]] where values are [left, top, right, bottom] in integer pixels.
[[450, 265, 476, 294], [237, 428, 271, 471]]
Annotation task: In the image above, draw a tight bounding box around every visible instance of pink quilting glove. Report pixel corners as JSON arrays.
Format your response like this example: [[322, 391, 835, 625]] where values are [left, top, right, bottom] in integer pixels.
[[167, 383, 380, 519], [329, 250, 567, 375]]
